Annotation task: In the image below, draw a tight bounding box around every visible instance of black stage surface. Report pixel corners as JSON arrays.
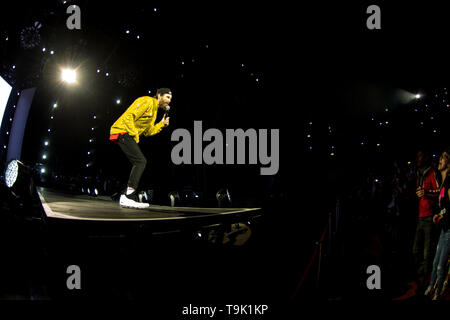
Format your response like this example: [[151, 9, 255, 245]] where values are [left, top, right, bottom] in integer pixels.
[[37, 187, 261, 223]]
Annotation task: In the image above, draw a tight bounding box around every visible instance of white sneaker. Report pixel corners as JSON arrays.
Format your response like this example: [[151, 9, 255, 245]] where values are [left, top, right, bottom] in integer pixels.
[[119, 194, 149, 209]]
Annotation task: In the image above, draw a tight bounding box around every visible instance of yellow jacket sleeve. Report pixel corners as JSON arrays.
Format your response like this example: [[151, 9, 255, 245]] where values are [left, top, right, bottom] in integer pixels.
[[144, 120, 164, 137]]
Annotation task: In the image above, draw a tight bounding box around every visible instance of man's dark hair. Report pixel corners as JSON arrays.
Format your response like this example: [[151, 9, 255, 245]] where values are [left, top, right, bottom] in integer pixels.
[[156, 88, 172, 96]]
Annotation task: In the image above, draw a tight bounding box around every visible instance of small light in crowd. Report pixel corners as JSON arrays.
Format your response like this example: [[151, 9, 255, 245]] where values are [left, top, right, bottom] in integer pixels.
[[42, 47, 46, 52], [42, 154, 47, 160], [93, 115, 97, 119], [89, 139, 93, 143], [330, 152, 335, 156], [6, 131, 9, 135], [44, 141, 49, 146], [376, 143, 380, 147], [97, 69, 100, 73], [375, 179, 379, 183], [91, 127, 94, 131], [50, 116, 54, 120], [50, 50, 54, 55], [41, 168, 46, 174], [87, 151, 90, 155], [94, 188, 98, 196], [407, 161, 411, 165], [105, 72, 109, 77], [126, 30, 130, 34], [48, 129, 51, 132], [136, 35, 140, 39], [12, 65, 15, 69], [53, 103, 57, 108], [116, 99, 121, 104]]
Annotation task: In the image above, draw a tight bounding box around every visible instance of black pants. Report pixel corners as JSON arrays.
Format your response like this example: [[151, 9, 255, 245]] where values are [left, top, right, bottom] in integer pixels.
[[117, 134, 147, 190]]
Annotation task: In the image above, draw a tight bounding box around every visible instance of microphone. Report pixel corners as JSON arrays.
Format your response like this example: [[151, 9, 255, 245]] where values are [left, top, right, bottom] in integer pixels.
[[164, 105, 170, 117]]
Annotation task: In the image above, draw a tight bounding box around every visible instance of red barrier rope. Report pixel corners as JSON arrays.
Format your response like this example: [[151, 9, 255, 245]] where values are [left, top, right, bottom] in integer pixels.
[[289, 222, 329, 301]]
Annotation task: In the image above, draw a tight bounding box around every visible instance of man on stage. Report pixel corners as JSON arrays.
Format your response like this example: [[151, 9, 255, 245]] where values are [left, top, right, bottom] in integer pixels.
[[110, 88, 172, 209]]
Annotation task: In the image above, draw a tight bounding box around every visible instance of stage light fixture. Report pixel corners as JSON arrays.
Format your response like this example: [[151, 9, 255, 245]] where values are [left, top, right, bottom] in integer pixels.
[[168, 191, 180, 207], [4, 159, 35, 198], [216, 188, 232, 207], [415, 93, 421, 99], [61, 68, 77, 84]]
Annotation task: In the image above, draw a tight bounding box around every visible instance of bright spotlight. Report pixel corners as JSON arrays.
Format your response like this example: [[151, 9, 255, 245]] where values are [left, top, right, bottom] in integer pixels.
[[415, 93, 422, 99], [61, 68, 77, 84], [4, 159, 35, 198]]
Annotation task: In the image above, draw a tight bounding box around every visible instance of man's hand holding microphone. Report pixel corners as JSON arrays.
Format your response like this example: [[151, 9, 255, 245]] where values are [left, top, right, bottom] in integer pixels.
[[162, 105, 170, 127]]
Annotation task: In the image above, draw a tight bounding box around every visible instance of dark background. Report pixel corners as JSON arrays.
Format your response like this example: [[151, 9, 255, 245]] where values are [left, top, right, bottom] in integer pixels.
[[0, 0, 449, 311]]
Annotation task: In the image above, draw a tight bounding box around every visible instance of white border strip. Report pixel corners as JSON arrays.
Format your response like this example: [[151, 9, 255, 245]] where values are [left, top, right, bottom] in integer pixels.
[[37, 189, 260, 222]]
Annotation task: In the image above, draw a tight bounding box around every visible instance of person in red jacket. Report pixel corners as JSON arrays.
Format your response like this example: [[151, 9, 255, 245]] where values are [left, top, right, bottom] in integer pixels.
[[413, 149, 440, 293]]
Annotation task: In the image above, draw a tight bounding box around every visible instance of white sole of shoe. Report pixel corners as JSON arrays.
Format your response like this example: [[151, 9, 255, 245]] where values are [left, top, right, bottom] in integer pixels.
[[120, 204, 148, 210]]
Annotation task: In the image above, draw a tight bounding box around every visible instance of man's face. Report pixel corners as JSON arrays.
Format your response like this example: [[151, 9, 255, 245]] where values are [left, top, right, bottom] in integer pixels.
[[417, 151, 429, 168], [158, 93, 172, 108], [438, 152, 449, 171]]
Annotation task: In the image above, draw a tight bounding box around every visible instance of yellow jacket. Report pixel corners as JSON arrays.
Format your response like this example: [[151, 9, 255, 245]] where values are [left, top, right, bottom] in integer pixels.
[[110, 96, 165, 143]]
